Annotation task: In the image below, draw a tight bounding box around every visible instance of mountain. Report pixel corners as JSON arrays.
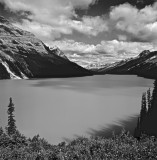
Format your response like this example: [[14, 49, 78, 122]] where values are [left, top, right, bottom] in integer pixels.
[[0, 16, 92, 79], [49, 46, 69, 60], [96, 50, 157, 79]]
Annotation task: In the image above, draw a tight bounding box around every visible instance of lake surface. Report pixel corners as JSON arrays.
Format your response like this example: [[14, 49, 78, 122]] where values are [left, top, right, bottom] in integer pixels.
[[0, 75, 154, 144]]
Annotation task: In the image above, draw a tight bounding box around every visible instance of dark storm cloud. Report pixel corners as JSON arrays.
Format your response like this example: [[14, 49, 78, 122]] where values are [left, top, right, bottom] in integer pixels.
[[75, 0, 156, 17]]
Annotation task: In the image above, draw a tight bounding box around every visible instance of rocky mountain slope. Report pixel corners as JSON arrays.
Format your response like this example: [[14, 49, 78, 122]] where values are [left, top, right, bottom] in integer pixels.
[[0, 16, 92, 79], [96, 50, 157, 79]]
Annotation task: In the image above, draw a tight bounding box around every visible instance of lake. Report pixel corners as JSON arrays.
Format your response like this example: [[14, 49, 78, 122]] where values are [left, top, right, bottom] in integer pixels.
[[0, 75, 154, 144]]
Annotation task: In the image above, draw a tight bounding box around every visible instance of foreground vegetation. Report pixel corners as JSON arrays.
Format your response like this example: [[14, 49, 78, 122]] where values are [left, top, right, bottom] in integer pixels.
[[0, 128, 157, 160]]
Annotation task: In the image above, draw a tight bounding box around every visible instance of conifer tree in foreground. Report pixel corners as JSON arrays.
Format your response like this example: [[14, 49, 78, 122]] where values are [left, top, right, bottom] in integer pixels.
[[134, 92, 147, 138], [7, 97, 16, 135], [140, 92, 147, 122], [147, 88, 152, 113], [135, 80, 157, 138]]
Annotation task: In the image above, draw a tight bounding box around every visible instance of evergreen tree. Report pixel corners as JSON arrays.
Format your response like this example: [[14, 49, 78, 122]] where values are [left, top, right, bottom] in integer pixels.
[[7, 98, 16, 136], [134, 117, 141, 139], [147, 88, 152, 113], [148, 80, 157, 136], [135, 80, 157, 138], [140, 92, 147, 121], [151, 80, 157, 110], [139, 92, 147, 133]]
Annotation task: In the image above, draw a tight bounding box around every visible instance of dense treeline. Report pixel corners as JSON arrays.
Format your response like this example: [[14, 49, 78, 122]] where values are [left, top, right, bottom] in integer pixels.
[[0, 87, 157, 159], [134, 80, 157, 138]]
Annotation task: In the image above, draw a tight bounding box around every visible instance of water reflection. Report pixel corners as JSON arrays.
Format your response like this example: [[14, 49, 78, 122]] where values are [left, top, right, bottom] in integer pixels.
[[87, 116, 138, 138]]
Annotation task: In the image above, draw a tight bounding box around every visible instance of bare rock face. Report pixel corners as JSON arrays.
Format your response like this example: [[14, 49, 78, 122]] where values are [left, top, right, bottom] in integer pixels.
[[49, 46, 69, 60], [0, 16, 92, 79]]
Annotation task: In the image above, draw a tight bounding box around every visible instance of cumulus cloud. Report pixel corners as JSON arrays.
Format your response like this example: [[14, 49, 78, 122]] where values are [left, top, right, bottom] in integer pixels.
[[52, 39, 157, 56], [68, 16, 108, 36], [110, 2, 157, 42], [13, 20, 62, 42], [49, 39, 157, 67], [96, 40, 156, 57], [0, 0, 107, 39], [50, 39, 97, 54]]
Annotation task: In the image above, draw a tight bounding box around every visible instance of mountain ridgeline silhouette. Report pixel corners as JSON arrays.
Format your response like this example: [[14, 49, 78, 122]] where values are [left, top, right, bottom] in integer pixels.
[[134, 80, 157, 138]]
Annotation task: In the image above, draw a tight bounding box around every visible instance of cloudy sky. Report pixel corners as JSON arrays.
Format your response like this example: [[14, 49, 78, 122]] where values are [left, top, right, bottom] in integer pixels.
[[0, 0, 157, 67]]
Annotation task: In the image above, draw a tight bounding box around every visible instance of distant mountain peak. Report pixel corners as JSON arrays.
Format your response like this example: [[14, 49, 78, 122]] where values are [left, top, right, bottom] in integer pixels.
[[49, 46, 69, 60], [97, 50, 157, 79], [138, 50, 151, 57]]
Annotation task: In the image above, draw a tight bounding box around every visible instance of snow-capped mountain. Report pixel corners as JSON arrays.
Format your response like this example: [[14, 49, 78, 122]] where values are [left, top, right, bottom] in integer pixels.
[[96, 50, 157, 79]]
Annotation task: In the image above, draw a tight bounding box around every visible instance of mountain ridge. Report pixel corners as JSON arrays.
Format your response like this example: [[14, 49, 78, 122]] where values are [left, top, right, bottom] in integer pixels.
[[0, 16, 92, 79], [96, 50, 157, 79]]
